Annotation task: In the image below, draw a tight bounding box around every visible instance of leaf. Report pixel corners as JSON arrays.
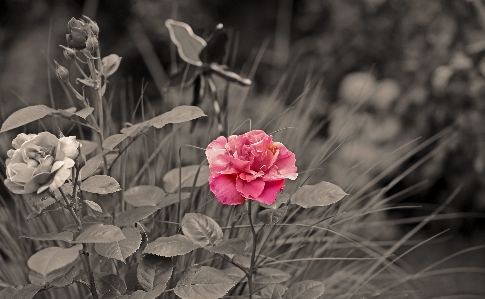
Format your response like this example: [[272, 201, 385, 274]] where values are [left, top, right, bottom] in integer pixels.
[[102, 54, 122, 77], [81, 175, 121, 194], [114, 206, 160, 227], [0, 286, 21, 298], [199, 25, 228, 64], [74, 107, 94, 119], [95, 228, 142, 262], [137, 255, 173, 293], [80, 155, 103, 180], [254, 268, 292, 284], [261, 284, 288, 299], [96, 274, 126, 297], [282, 281, 325, 299], [124, 290, 161, 299], [143, 235, 199, 257], [78, 140, 98, 156], [258, 206, 288, 225], [51, 266, 78, 288], [222, 267, 246, 282], [150, 106, 206, 129], [85, 200, 103, 213], [163, 165, 210, 193], [11, 284, 42, 299], [0, 105, 55, 132], [205, 238, 246, 256], [174, 265, 235, 299], [124, 186, 166, 207], [165, 19, 206, 66], [75, 224, 125, 243], [158, 192, 191, 208], [21, 231, 73, 242], [291, 181, 348, 209], [260, 193, 290, 210], [27, 244, 82, 276], [103, 134, 128, 150], [209, 63, 252, 86], [181, 213, 223, 247]]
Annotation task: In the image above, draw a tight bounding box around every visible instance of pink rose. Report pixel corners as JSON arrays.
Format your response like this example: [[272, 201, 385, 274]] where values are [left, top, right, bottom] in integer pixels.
[[4, 132, 80, 195], [205, 130, 297, 205]]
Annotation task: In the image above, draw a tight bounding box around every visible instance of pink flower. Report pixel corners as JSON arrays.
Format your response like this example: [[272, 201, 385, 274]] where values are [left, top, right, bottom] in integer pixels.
[[205, 130, 297, 205], [4, 132, 81, 195]]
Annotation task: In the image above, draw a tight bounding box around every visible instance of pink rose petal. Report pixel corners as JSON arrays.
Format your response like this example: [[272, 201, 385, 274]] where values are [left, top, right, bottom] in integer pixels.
[[255, 179, 285, 205], [209, 174, 245, 205], [236, 177, 265, 199]]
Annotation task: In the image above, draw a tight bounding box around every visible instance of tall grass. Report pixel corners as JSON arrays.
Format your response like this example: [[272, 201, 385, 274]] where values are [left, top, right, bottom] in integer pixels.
[[0, 26, 484, 299]]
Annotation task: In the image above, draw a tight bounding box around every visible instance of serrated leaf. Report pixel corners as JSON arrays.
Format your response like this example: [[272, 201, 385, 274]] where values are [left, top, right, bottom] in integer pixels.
[[75, 224, 125, 243], [174, 265, 235, 299], [181, 213, 223, 247], [85, 200, 103, 213], [163, 165, 210, 193], [80, 155, 103, 180], [51, 266, 78, 288], [63, 216, 105, 232], [205, 238, 246, 256], [74, 107, 94, 119], [258, 206, 288, 225], [11, 284, 42, 299], [291, 181, 348, 209], [137, 255, 172, 293], [102, 54, 122, 77], [27, 244, 82, 276], [29, 265, 72, 286], [150, 106, 206, 129], [143, 235, 199, 257], [95, 228, 142, 262], [254, 268, 292, 284], [96, 274, 126, 297], [114, 206, 160, 227], [261, 283, 288, 299], [282, 281, 325, 299], [81, 175, 121, 194], [222, 267, 246, 282], [103, 134, 128, 150], [78, 140, 98, 156], [0, 105, 55, 132], [261, 193, 290, 210], [165, 19, 206, 66], [124, 186, 166, 207], [21, 231, 73, 242]]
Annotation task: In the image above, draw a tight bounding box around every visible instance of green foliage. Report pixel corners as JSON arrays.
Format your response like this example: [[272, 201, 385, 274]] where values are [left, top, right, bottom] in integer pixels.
[[114, 206, 160, 227], [181, 213, 223, 247], [27, 245, 82, 276], [74, 224, 125, 243], [174, 265, 235, 299], [142, 235, 200, 257], [291, 181, 347, 208], [95, 228, 142, 262], [137, 255, 172, 294], [163, 165, 210, 193]]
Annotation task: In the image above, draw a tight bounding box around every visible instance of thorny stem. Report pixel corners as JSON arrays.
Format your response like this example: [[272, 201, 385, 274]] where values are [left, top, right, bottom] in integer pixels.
[[56, 188, 82, 231], [246, 200, 258, 298], [83, 244, 99, 299], [58, 183, 99, 299]]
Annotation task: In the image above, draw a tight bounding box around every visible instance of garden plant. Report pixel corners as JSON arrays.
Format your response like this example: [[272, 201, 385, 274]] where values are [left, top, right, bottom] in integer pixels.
[[0, 15, 475, 299]]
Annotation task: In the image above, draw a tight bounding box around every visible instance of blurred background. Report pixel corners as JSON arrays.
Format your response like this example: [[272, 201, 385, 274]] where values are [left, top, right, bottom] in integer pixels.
[[2, 0, 485, 296]]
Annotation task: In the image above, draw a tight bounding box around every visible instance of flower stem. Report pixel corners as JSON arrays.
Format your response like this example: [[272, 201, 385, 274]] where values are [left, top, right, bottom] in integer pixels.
[[83, 244, 99, 299], [57, 188, 82, 231], [246, 200, 257, 298]]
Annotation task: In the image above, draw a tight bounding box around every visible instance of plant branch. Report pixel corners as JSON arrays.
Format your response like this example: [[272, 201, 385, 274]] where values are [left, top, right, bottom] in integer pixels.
[[83, 244, 99, 299], [246, 200, 257, 299], [56, 189, 82, 231]]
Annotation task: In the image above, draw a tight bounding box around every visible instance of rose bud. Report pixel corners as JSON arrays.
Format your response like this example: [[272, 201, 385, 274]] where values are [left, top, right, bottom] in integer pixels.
[[55, 61, 70, 82], [60, 45, 76, 60], [82, 15, 99, 36], [66, 18, 88, 49], [86, 33, 99, 53], [58, 136, 81, 160]]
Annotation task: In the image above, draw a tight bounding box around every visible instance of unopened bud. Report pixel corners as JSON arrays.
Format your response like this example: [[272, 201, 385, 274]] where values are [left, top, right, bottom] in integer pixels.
[[82, 15, 99, 36], [60, 45, 76, 60], [55, 61, 70, 82], [86, 34, 99, 53], [75, 152, 86, 170]]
